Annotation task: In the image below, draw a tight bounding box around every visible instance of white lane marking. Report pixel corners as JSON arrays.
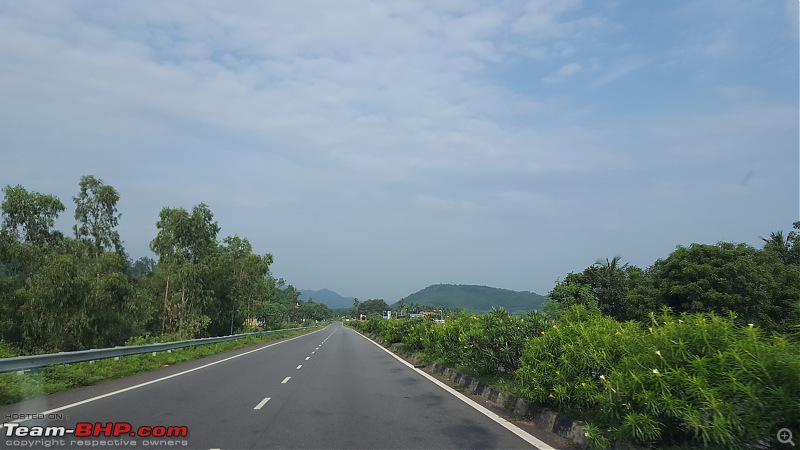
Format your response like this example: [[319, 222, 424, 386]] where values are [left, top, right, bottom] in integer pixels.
[[0, 327, 329, 429], [305, 357, 310, 360], [281, 377, 291, 384], [296, 365, 302, 369], [350, 328, 556, 450], [253, 397, 271, 410], [311, 351, 315, 354]]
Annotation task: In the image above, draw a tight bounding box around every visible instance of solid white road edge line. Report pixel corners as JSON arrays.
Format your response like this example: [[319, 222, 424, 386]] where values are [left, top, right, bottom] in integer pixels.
[[253, 397, 271, 410], [350, 327, 556, 450], [0, 327, 328, 429]]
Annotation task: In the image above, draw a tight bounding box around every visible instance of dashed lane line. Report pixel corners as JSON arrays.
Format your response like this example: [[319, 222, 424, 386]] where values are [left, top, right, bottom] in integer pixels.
[[253, 397, 271, 410], [0, 328, 327, 429]]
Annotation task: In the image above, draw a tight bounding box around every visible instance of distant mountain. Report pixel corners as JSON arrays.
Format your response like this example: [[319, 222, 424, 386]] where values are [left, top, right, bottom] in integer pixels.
[[398, 284, 545, 313], [298, 288, 355, 309]]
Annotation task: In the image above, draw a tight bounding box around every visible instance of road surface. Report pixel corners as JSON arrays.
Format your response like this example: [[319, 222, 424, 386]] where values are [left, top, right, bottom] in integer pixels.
[[1, 322, 556, 449]]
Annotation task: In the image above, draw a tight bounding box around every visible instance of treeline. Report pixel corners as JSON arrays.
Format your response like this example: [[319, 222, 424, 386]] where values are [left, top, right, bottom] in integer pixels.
[[548, 227, 800, 335], [350, 298, 440, 318], [0, 175, 331, 355]]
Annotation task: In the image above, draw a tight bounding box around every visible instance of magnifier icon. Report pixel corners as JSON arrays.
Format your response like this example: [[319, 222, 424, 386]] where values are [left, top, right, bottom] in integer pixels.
[[778, 428, 795, 446]]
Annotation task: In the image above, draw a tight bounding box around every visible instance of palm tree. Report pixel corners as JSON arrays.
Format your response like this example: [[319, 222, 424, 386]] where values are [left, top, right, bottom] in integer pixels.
[[761, 231, 790, 263], [587, 256, 628, 319]]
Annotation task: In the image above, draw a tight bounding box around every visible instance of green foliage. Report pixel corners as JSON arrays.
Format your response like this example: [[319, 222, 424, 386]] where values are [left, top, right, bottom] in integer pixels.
[[0, 341, 18, 358], [354, 308, 550, 377], [72, 175, 124, 257], [761, 221, 800, 265], [1, 184, 65, 245], [544, 273, 601, 316], [460, 308, 547, 375], [647, 242, 799, 333], [378, 318, 412, 344], [552, 238, 800, 334], [0, 177, 311, 354], [356, 298, 391, 317], [516, 307, 800, 449]]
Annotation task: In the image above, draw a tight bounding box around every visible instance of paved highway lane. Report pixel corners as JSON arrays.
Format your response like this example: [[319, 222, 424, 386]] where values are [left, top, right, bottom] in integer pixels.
[[1, 322, 554, 449]]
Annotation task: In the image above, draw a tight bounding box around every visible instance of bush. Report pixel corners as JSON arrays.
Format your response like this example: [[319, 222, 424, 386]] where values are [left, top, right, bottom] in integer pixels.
[[460, 308, 549, 376], [402, 319, 430, 351], [515, 306, 800, 449], [379, 318, 412, 344]]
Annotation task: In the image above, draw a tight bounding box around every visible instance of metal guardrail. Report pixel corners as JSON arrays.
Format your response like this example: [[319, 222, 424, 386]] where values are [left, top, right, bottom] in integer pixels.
[[0, 326, 318, 373]]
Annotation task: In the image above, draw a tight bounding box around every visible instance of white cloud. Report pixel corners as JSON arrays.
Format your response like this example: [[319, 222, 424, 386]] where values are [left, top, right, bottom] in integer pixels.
[[544, 62, 582, 82]]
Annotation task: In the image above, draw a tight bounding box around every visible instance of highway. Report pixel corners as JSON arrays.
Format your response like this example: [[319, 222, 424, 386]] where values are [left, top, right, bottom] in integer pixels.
[[1, 322, 556, 449]]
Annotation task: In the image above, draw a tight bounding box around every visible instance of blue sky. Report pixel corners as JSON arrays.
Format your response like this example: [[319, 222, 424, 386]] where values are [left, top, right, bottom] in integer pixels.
[[1, 1, 797, 302]]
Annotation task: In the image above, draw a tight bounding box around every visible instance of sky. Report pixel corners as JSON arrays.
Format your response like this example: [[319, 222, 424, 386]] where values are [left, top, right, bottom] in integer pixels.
[[0, 1, 797, 302]]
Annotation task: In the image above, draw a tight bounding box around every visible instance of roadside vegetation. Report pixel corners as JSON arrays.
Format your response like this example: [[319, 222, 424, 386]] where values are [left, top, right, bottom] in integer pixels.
[[349, 225, 800, 449], [0, 176, 332, 358], [0, 328, 318, 405]]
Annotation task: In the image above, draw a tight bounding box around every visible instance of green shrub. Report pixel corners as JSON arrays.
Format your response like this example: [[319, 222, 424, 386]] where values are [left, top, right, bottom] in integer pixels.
[[515, 306, 800, 449], [402, 319, 431, 351], [460, 308, 549, 376], [422, 314, 466, 366], [379, 318, 412, 344]]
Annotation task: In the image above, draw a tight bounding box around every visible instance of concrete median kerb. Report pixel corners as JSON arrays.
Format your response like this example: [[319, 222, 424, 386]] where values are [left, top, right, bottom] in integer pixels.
[[369, 336, 588, 448]]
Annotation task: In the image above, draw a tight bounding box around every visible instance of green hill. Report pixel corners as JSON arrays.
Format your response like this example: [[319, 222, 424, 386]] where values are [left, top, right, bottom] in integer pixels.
[[298, 288, 355, 309], [398, 284, 545, 313]]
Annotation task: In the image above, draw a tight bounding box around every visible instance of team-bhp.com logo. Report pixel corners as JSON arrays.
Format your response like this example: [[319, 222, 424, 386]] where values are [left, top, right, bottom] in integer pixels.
[[5, 422, 188, 438]]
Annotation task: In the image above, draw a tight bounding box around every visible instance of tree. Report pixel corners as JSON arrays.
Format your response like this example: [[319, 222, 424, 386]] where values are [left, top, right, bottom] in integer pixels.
[[73, 175, 124, 257], [648, 242, 777, 329], [149, 203, 220, 336], [1, 185, 64, 245], [762, 222, 800, 265], [357, 299, 391, 317], [395, 299, 408, 317], [544, 273, 600, 317], [583, 256, 630, 319], [206, 235, 275, 335], [150, 203, 219, 265], [129, 256, 156, 278], [259, 301, 288, 328]]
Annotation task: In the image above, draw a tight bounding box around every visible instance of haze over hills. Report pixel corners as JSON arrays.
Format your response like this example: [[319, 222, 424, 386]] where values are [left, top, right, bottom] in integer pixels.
[[398, 284, 545, 313], [298, 288, 356, 309]]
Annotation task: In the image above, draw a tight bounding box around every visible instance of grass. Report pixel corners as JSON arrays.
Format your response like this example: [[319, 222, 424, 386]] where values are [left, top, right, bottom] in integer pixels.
[[0, 327, 320, 405]]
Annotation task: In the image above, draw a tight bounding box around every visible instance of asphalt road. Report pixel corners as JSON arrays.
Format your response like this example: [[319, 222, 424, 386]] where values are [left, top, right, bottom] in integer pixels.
[[1, 322, 554, 449]]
